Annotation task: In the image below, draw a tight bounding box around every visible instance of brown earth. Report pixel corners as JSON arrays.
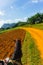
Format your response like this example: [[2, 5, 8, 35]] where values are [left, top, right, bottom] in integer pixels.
[[0, 27, 43, 64], [0, 29, 26, 59], [22, 27, 43, 60]]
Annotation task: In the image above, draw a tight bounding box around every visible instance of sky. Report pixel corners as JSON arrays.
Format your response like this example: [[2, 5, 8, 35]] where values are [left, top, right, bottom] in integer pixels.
[[0, 0, 43, 27]]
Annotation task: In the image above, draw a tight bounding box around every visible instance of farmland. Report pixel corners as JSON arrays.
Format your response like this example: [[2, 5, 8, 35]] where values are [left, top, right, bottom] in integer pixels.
[[22, 32, 42, 65], [0, 29, 26, 59], [0, 24, 43, 65]]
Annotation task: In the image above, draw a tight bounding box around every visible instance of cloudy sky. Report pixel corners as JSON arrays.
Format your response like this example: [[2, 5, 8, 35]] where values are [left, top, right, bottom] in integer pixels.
[[0, 0, 43, 27]]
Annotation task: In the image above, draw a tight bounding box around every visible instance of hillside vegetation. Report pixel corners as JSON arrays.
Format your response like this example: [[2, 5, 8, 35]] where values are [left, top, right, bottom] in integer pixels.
[[20, 23, 43, 30], [0, 13, 43, 65], [13, 13, 43, 27], [0, 13, 43, 31]]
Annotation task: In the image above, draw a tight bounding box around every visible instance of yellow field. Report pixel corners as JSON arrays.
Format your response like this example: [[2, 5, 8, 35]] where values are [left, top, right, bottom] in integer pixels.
[[22, 27, 43, 59]]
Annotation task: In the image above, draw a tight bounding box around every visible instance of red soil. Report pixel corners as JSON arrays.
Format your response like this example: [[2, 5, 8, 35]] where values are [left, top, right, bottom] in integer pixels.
[[0, 29, 26, 60]]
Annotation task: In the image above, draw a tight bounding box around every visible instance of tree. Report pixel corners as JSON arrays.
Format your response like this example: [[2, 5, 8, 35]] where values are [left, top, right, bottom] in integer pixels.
[[27, 13, 43, 24], [41, 14, 43, 22]]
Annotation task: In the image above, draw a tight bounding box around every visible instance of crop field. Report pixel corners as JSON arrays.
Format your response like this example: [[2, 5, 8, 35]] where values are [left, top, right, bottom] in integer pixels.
[[0, 29, 26, 59], [0, 26, 43, 65], [22, 32, 42, 65]]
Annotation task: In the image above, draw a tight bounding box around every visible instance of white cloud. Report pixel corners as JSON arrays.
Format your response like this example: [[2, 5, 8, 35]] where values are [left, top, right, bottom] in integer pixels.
[[0, 17, 27, 28], [15, 17, 27, 22], [0, 20, 5, 28], [0, 11, 5, 16], [10, 6, 13, 9], [0, 0, 17, 8], [21, 0, 43, 9], [32, 0, 43, 3], [0, 19, 14, 28], [32, 0, 38, 3]]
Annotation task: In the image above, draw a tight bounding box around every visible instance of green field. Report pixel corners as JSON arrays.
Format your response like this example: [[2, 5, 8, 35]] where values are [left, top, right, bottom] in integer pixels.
[[30, 23, 43, 30], [20, 23, 43, 30], [22, 32, 42, 65], [0, 23, 43, 34], [0, 23, 43, 65]]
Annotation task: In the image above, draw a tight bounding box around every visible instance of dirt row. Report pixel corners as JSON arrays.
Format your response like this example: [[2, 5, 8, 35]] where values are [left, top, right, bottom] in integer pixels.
[[0, 29, 26, 59]]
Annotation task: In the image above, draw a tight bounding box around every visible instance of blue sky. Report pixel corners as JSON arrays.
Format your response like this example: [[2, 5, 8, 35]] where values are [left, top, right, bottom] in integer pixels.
[[0, 0, 43, 27]]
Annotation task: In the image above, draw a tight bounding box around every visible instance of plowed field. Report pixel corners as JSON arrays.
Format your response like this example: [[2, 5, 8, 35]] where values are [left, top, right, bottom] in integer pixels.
[[0, 29, 26, 59]]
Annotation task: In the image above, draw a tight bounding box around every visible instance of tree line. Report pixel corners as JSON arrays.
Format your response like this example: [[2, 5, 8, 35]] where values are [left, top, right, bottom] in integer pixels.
[[27, 13, 43, 24], [14, 13, 43, 27], [0, 13, 43, 30]]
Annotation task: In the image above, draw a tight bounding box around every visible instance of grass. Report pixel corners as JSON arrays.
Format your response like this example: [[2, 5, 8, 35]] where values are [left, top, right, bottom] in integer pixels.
[[31, 23, 43, 30], [21, 32, 42, 65], [20, 23, 43, 30], [0, 23, 43, 65], [0, 26, 43, 65], [0, 23, 43, 34]]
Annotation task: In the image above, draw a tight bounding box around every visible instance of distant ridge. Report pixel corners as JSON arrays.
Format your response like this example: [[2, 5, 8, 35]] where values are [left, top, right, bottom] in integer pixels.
[[1, 23, 16, 29]]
